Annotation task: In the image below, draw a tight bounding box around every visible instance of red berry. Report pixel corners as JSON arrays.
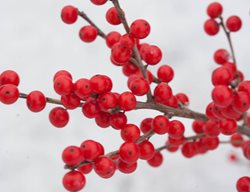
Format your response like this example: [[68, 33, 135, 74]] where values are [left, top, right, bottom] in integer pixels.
[[236, 176, 250, 192], [118, 91, 137, 111], [121, 124, 140, 142], [111, 43, 132, 64], [220, 118, 237, 135], [63, 171, 86, 192], [61, 93, 81, 110], [142, 45, 162, 65], [204, 19, 220, 36], [74, 78, 92, 99], [204, 120, 220, 137], [110, 112, 127, 130], [79, 25, 98, 43], [202, 136, 220, 150], [140, 118, 153, 134], [0, 84, 19, 104], [62, 146, 84, 166], [164, 95, 178, 108], [94, 157, 116, 179], [106, 7, 121, 25], [157, 65, 174, 83], [119, 34, 135, 49], [192, 120, 205, 134], [97, 92, 117, 111], [117, 159, 137, 174], [168, 136, 185, 146], [119, 142, 139, 164], [168, 120, 185, 139], [242, 141, 250, 160], [49, 107, 69, 128], [26, 91, 46, 112], [212, 67, 233, 86], [232, 91, 250, 113], [90, 0, 107, 5], [205, 102, 217, 120], [128, 77, 150, 96], [152, 115, 169, 135], [53, 76, 73, 96], [207, 2, 223, 18], [211, 85, 233, 107], [147, 152, 163, 167], [106, 31, 121, 48], [223, 62, 237, 76], [238, 81, 250, 96], [90, 75, 112, 94], [181, 142, 197, 158], [138, 140, 155, 160], [53, 70, 72, 81], [130, 19, 151, 39], [0, 70, 20, 86], [95, 111, 111, 128], [214, 49, 230, 65], [82, 99, 100, 118], [226, 16, 242, 32], [230, 134, 244, 147], [122, 62, 139, 76], [61, 5, 78, 24], [154, 83, 172, 103], [80, 140, 104, 161]]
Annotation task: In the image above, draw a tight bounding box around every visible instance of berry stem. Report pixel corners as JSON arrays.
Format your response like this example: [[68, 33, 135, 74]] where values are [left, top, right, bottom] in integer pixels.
[[219, 16, 236, 64], [77, 10, 106, 38]]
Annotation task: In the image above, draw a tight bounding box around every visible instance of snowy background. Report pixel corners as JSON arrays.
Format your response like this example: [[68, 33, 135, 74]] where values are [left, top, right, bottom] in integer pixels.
[[0, 0, 250, 191]]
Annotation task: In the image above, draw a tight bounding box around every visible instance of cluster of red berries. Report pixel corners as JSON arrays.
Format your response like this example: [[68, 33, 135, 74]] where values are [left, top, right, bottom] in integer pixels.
[[204, 2, 242, 36], [0, 1, 249, 191]]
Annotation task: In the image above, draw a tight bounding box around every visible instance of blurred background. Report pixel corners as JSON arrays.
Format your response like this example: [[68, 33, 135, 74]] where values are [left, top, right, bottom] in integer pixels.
[[0, 0, 249, 191]]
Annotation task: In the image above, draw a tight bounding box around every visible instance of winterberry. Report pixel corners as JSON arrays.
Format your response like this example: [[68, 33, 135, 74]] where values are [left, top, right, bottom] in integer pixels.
[[49, 107, 69, 128], [0, 84, 19, 104], [130, 19, 151, 39], [79, 25, 98, 43], [61, 5, 78, 24], [26, 91, 46, 112], [63, 171, 86, 192]]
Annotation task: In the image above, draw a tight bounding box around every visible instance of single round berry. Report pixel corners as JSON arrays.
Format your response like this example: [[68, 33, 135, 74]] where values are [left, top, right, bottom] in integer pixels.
[[226, 16, 242, 32], [0, 70, 20, 86], [214, 49, 230, 65], [140, 118, 153, 134], [90, 0, 107, 5], [157, 65, 174, 83], [95, 111, 111, 128], [130, 19, 151, 39], [118, 91, 136, 111], [111, 43, 132, 64], [62, 146, 84, 166], [106, 31, 121, 48], [49, 107, 69, 128], [192, 120, 205, 134], [181, 142, 197, 158], [220, 118, 237, 135], [0, 84, 19, 104], [26, 91, 46, 112], [97, 92, 117, 111], [122, 62, 139, 76], [138, 140, 155, 160], [110, 112, 127, 130], [53, 76, 73, 96], [128, 77, 150, 96], [207, 2, 223, 18], [119, 142, 139, 164], [230, 134, 244, 147], [120, 124, 140, 142], [61, 5, 78, 24], [90, 75, 113, 94], [211, 85, 233, 107], [204, 120, 220, 137], [117, 159, 137, 174], [147, 152, 163, 167], [168, 120, 185, 139], [78, 163, 93, 174], [106, 7, 121, 25], [176, 93, 189, 106], [79, 25, 98, 43], [212, 67, 233, 86], [62, 171, 86, 192], [82, 99, 100, 118], [204, 19, 220, 36], [236, 176, 250, 192], [232, 91, 250, 113], [154, 83, 172, 103], [74, 78, 92, 99], [80, 140, 104, 161], [53, 70, 72, 81], [152, 115, 169, 135], [142, 45, 162, 65], [94, 157, 116, 179]]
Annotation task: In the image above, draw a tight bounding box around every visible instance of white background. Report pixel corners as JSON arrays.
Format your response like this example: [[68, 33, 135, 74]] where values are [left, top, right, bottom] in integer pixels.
[[0, 0, 250, 191]]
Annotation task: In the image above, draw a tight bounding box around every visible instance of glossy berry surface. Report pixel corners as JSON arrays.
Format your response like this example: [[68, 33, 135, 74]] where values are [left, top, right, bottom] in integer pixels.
[[119, 142, 139, 164], [49, 107, 69, 128], [94, 157, 116, 178], [26, 91, 46, 112], [130, 19, 150, 39], [204, 19, 219, 36], [0, 84, 19, 104], [61, 5, 78, 24], [207, 2, 223, 18], [79, 25, 98, 43], [62, 146, 84, 166], [0, 70, 20, 86], [62, 171, 86, 191], [106, 7, 121, 25], [226, 16, 242, 32]]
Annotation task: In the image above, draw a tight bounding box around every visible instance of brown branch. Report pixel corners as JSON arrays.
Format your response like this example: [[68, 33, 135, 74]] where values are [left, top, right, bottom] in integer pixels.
[[77, 10, 106, 38]]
